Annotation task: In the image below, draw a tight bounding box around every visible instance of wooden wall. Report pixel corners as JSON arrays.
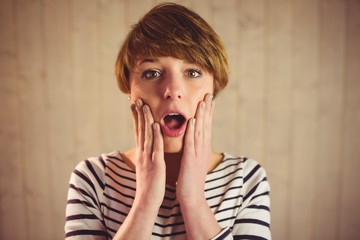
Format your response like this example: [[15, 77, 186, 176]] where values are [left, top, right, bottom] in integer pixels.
[[0, 0, 359, 239]]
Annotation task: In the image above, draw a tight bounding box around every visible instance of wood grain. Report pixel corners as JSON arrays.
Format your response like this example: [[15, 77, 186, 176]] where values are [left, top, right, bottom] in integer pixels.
[[0, 0, 359, 239]]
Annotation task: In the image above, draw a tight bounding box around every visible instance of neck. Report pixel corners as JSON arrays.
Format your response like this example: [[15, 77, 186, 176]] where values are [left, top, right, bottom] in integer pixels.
[[164, 152, 182, 186], [164, 152, 182, 161], [122, 149, 223, 187]]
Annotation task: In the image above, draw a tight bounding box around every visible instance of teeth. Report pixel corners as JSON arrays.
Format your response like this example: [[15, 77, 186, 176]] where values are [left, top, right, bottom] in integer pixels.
[[167, 113, 179, 116]]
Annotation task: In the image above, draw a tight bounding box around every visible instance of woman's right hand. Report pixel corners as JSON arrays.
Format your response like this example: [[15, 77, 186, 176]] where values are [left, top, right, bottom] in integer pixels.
[[131, 98, 166, 210], [113, 99, 165, 239]]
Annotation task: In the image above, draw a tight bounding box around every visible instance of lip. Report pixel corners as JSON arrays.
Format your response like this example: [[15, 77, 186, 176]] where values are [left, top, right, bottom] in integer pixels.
[[160, 110, 187, 137]]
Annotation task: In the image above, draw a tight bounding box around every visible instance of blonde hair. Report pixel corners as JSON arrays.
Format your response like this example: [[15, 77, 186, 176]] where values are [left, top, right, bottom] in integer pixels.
[[115, 2, 229, 97]]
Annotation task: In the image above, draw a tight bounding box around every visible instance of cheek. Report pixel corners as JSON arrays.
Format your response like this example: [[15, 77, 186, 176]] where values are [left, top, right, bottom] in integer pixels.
[[130, 83, 155, 101], [189, 97, 203, 116], [130, 90, 140, 100]]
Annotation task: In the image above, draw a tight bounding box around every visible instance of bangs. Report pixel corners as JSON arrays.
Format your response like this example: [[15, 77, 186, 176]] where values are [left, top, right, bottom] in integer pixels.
[[116, 3, 229, 96], [129, 40, 212, 73], [127, 14, 215, 73]]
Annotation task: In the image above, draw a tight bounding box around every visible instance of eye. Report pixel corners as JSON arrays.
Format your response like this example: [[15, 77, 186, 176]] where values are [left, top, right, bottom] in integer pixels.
[[186, 68, 202, 78], [142, 69, 162, 79]]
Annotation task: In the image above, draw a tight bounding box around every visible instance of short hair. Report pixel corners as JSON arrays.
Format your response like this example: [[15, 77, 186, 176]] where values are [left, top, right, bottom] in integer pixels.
[[115, 2, 229, 97]]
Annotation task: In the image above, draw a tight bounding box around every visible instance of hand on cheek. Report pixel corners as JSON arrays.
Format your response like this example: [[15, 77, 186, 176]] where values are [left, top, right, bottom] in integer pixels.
[[176, 93, 214, 205], [131, 99, 166, 209]]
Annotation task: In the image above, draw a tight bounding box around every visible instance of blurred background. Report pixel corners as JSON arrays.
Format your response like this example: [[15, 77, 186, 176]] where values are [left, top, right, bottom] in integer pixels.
[[1, 0, 359, 239]]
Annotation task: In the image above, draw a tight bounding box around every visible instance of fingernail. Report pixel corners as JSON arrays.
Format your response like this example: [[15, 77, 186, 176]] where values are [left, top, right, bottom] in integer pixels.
[[153, 122, 157, 130], [192, 118, 196, 125], [136, 99, 142, 107], [207, 95, 213, 103], [201, 102, 205, 110], [143, 105, 147, 113]]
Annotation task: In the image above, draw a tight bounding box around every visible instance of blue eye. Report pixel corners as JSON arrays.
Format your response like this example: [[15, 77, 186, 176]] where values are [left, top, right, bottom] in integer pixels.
[[187, 69, 202, 78], [142, 70, 162, 79]]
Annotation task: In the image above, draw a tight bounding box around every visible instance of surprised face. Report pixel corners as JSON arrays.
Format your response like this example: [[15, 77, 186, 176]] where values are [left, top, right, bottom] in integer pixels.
[[129, 56, 214, 153]]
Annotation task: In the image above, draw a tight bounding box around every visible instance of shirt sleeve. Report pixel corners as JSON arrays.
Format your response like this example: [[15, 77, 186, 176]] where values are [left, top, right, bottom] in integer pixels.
[[232, 159, 272, 239], [64, 158, 109, 240]]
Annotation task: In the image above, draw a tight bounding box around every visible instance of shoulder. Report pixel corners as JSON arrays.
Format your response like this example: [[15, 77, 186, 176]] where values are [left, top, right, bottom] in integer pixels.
[[241, 157, 268, 184], [220, 153, 268, 180], [73, 151, 127, 173], [205, 153, 247, 189], [211, 153, 269, 195], [213, 153, 266, 175], [70, 151, 127, 191], [224, 155, 271, 205], [222, 155, 271, 239]]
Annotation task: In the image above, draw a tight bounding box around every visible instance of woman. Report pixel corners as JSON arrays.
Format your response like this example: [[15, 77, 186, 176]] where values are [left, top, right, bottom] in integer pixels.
[[65, 3, 271, 239]]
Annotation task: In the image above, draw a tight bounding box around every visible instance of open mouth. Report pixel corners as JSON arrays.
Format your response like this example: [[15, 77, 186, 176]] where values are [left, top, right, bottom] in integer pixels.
[[163, 113, 186, 130]]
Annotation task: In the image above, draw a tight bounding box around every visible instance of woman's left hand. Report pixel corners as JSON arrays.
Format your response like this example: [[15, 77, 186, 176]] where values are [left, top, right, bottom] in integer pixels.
[[176, 93, 214, 205], [176, 93, 221, 239]]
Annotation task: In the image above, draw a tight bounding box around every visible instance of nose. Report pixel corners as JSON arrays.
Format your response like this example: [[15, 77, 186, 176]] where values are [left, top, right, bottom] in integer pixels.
[[162, 75, 183, 100]]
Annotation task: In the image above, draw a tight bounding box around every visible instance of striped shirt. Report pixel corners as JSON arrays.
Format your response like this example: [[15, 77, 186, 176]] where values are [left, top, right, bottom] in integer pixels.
[[65, 151, 271, 239]]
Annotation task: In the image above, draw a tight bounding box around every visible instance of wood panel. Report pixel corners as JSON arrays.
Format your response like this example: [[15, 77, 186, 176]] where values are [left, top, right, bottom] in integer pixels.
[[314, 1, 346, 239], [98, 0, 133, 153], [15, 0, 53, 238], [0, 0, 27, 239], [71, 0, 102, 161], [340, 1, 360, 239], [290, 0, 319, 239], [124, 0, 153, 26], [265, 0, 293, 239], [0, 0, 360, 239], [211, 0, 239, 155], [43, 0, 74, 238], [237, 0, 266, 162]]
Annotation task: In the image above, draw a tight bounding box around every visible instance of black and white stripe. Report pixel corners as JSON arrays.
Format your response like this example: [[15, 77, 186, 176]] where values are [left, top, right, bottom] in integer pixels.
[[65, 152, 271, 239]]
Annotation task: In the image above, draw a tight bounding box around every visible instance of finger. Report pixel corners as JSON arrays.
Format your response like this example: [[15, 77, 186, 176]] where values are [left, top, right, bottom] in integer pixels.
[[194, 100, 205, 147], [204, 93, 214, 138], [183, 118, 196, 158], [135, 99, 145, 150], [208, 100, 215, 137], [152, 122, 164, 162], [130, 104, 139, 146], [143, 104, 154, 155]]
